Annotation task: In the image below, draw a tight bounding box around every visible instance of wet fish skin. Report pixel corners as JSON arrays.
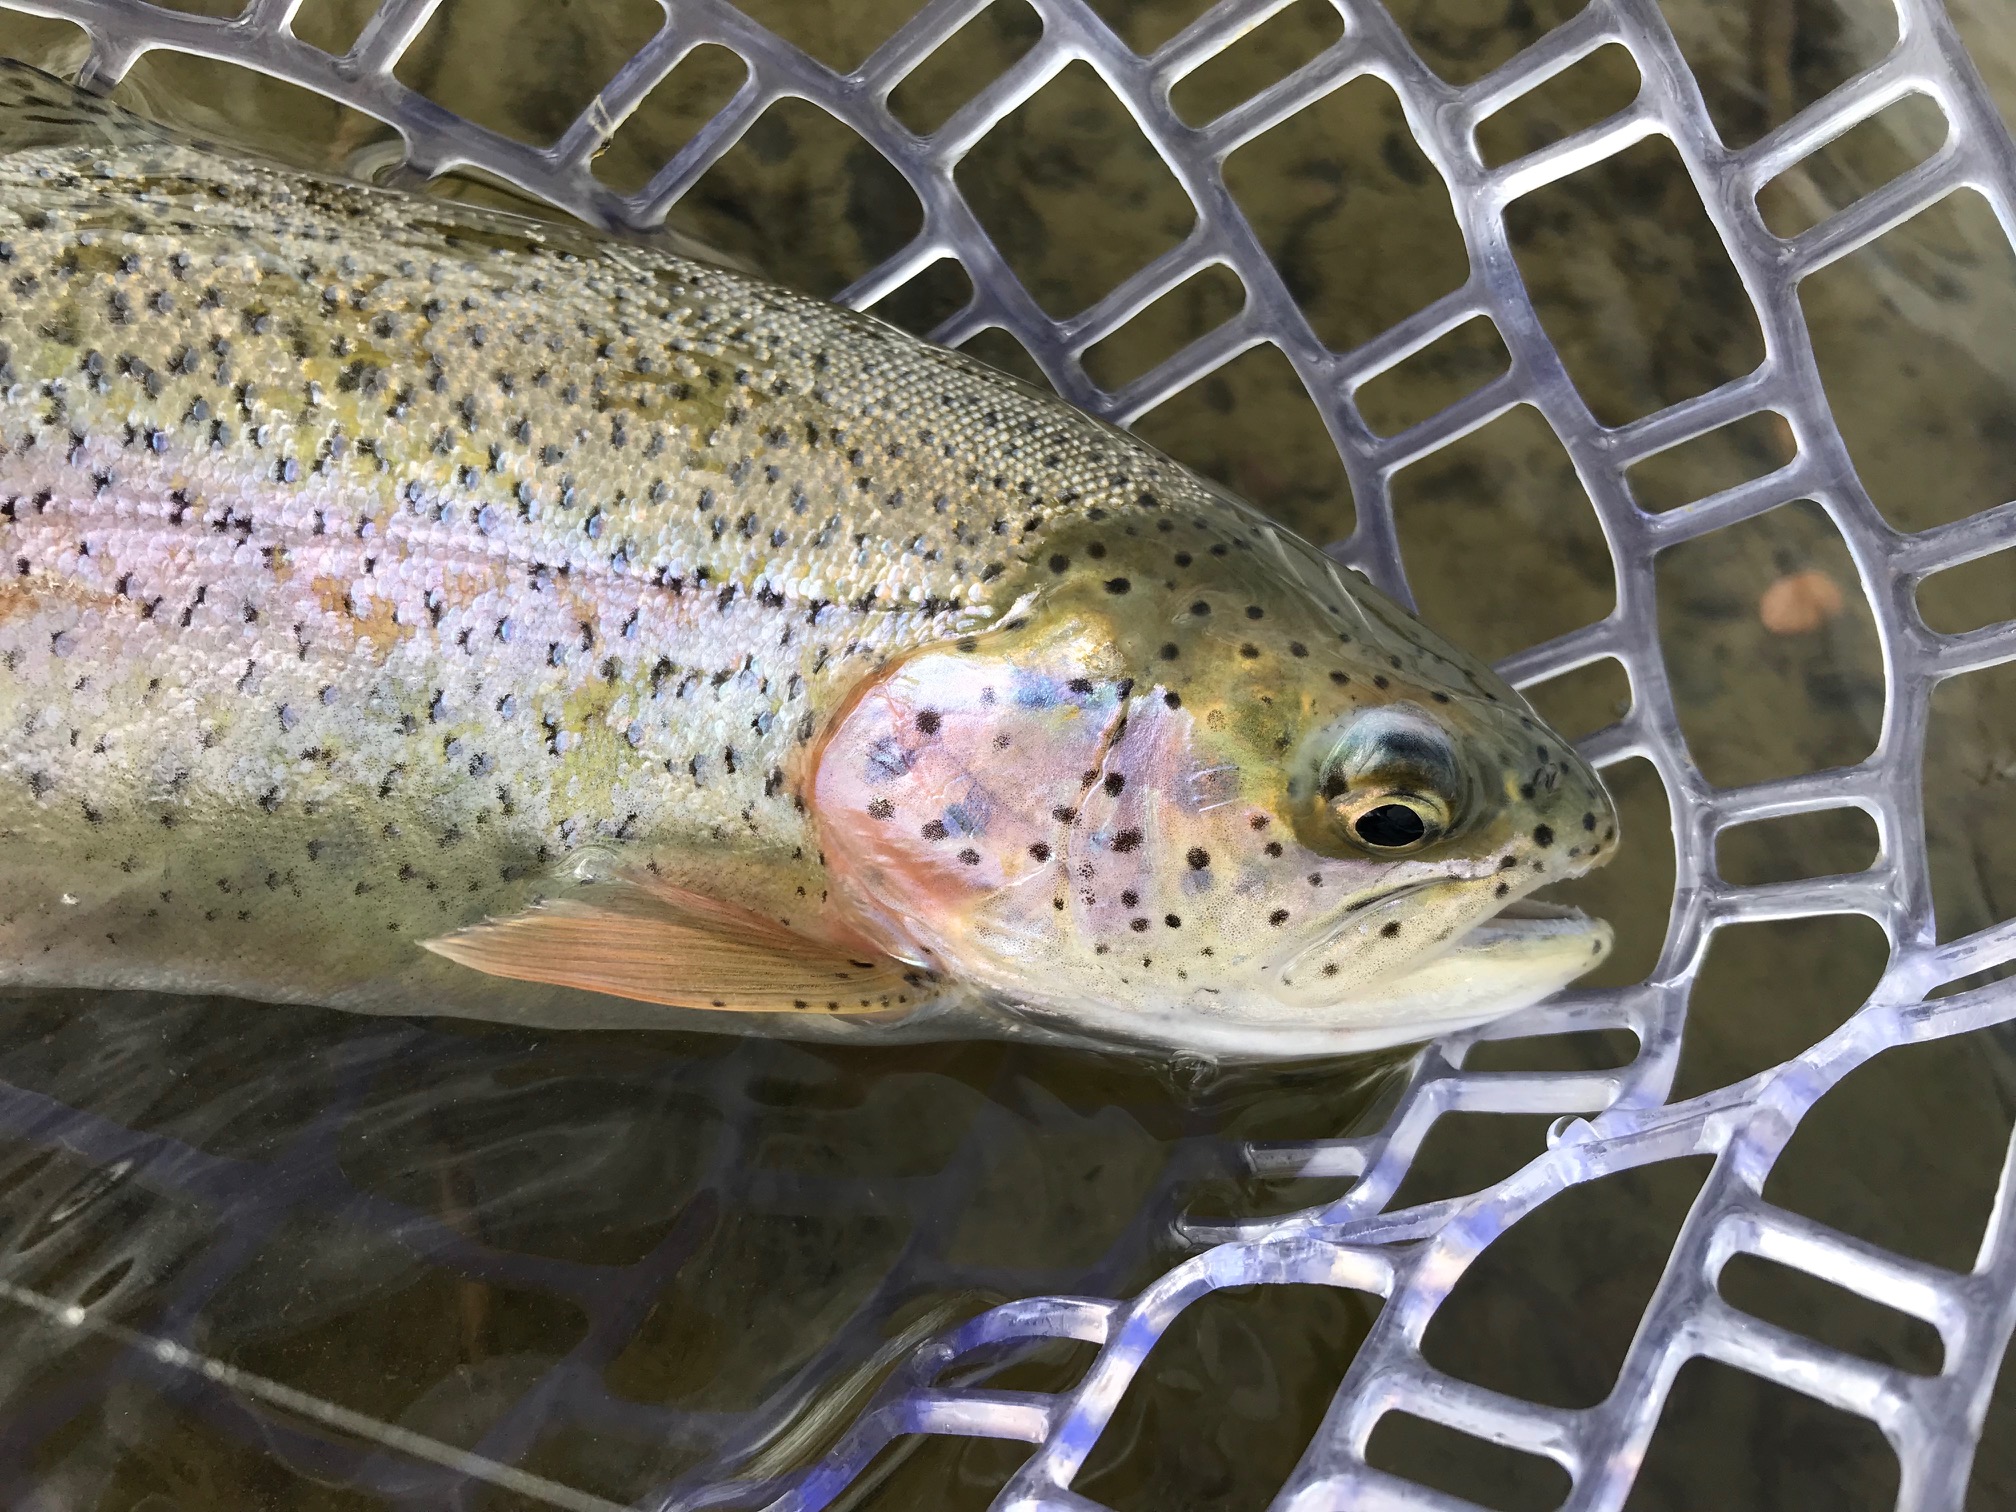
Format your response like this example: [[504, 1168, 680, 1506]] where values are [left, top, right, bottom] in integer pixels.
[[0, 64, 1615, 1056]]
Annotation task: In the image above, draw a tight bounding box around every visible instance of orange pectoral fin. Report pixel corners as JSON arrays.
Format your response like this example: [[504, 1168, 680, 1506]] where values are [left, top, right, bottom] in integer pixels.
[[420, 880, 931, 1015]]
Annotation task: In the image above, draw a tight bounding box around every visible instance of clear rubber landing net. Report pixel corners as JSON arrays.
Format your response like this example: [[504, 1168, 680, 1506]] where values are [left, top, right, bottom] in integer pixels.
[[2, 0, 2015, 1509]]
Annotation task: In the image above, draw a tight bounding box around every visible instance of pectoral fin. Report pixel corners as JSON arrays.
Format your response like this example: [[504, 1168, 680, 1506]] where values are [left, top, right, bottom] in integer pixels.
[[420, 878, 930, 1015]]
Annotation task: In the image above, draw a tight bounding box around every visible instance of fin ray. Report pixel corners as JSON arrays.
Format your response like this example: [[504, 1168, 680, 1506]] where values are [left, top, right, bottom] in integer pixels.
[[421, 879, 927, 1015]]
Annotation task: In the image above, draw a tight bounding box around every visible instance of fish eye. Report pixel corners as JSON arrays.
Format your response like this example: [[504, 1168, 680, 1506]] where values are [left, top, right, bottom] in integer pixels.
[[1295, 704, 1466, 859], [1333, 788, 1447, 853]]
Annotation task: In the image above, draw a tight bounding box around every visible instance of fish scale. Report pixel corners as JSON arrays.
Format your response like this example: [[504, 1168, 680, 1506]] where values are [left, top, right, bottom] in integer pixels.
[[0, 63, 1617, 1056]]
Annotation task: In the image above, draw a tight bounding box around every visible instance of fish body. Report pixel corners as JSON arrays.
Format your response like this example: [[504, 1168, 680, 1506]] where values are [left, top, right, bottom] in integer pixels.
[[0, 65, 1615, 1058]]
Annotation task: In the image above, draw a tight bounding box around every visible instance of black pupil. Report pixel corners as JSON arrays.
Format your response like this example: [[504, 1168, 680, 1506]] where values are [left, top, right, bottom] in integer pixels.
[[1355, 803, 1427, 848]]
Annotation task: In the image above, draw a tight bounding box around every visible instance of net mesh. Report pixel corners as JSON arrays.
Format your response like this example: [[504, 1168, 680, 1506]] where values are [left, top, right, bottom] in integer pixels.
[[1, 0, 2015, 1508]]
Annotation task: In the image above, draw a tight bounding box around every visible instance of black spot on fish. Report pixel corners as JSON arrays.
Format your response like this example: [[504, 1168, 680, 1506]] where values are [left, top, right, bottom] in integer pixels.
[[922, 819, 948, 841], [1268, 909, 1289, 926], [916, 710, 941, 736], [1381, 921, 1401, 937], [1112, 828, 1142, 852], [867, 798, 893, 819], [1534, 824, 1554, 847], [1104, 773, 1126, 796]]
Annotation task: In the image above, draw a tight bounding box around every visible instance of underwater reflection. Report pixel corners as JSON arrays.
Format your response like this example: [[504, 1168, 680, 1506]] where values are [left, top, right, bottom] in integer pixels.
[[0, 991, 1399, 1509]]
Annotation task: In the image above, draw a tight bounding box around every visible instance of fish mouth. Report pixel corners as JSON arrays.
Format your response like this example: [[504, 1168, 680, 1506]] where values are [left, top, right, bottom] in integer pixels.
[[1369, 887, 1610, 1018], [1413, 884, 1611, 966], [1103, 886, 1614, 1063], [1478, 894, 1599, 930], [1324, 881, 1597, 950], [1270, 880, 1613, 1046]]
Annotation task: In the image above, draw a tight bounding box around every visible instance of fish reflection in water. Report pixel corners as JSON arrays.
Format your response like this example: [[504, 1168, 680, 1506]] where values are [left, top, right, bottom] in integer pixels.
[[0, 988, 1400, 1507]]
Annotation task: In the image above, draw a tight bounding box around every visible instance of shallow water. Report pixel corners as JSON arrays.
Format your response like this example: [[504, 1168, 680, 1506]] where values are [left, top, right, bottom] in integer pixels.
[[0, 0, 2014, 1508], [0, 990, 1414, 1509]]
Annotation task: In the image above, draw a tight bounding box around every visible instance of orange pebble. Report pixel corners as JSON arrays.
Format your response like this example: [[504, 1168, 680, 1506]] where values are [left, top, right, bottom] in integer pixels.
[[1758, 569, 1846, 635]]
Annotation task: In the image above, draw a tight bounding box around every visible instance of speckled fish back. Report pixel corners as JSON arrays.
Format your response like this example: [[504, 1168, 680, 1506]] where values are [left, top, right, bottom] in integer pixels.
[[0, 63, 1276, 1030]]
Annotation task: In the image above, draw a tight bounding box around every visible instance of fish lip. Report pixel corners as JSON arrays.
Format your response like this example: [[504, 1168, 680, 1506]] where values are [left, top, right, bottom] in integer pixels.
[[1444, 887, 1605, 953], [1453, 898, 1601, 943], [1490, 896, 1585, 924], [1280, 877, 1601, 976], [1340, 879, 1437, 916], [1328, 876, 1593, 931]]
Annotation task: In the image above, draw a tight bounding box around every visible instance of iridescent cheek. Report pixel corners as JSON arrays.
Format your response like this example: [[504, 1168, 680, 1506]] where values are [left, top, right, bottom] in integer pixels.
[[809, 613, 1133, 955]]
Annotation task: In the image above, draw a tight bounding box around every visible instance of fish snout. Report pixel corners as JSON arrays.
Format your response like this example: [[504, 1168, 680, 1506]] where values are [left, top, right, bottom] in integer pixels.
[[1523, 754, 1618, 882]]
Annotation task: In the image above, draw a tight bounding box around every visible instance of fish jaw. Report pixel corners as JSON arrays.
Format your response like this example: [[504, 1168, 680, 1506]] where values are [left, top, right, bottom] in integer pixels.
[[1271, 892, 1612, 1041], [981, 893, 1612, 1060]]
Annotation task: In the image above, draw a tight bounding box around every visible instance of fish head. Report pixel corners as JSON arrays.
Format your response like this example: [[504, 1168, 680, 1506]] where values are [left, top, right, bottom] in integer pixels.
[[811, 513, 1618, 1058]]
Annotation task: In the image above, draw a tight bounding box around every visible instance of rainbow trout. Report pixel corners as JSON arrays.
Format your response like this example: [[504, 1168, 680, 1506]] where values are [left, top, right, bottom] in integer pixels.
[[0, 64, 1616, 1058]]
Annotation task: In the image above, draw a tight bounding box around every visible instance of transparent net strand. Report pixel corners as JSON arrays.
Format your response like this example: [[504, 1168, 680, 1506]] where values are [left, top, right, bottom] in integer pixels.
[[0, 0, 2011, 1508]]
